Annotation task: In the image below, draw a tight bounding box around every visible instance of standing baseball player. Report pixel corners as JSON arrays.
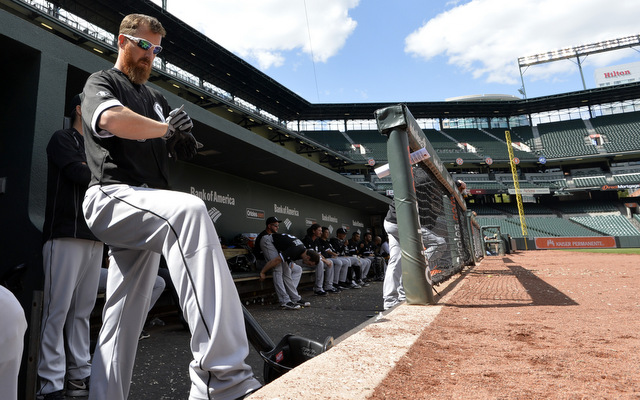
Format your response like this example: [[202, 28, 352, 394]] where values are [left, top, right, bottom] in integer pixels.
[[38, 94, 103, 400], [383, 167, 461, 310], [80, 14, 260, 400]]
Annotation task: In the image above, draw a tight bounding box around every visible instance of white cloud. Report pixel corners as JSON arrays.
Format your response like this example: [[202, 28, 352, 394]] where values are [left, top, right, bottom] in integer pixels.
[[155, 0, 358, 70], [405, 0, 640, 85]]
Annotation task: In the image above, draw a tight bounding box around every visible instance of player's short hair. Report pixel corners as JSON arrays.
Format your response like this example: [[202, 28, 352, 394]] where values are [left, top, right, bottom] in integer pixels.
[[306, 249, 320, 265], [120, 14, 166, 37]]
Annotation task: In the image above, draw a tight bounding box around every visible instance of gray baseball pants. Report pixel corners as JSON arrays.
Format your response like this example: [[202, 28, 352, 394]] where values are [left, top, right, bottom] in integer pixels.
[[83, 184, 260, 400], [38, 238, 102, 395]]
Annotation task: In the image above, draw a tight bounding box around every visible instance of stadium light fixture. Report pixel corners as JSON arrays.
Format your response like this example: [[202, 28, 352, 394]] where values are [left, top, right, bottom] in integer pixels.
[[518, 34, 640, 98]]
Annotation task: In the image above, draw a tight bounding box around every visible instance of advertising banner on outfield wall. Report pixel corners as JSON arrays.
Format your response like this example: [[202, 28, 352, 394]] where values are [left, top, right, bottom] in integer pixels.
[[535, 236, 616, 249]]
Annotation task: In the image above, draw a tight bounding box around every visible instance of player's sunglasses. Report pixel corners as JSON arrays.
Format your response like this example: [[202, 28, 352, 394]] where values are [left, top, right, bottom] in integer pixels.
[[122, 34, 163, 55]]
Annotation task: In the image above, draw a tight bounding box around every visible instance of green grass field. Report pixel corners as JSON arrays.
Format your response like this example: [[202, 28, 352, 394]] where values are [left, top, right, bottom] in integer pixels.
[[558, 248, 640, 255]]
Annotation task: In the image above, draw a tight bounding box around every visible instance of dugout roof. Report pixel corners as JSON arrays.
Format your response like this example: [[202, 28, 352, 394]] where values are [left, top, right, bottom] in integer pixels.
[[48, 0, 640, 121]]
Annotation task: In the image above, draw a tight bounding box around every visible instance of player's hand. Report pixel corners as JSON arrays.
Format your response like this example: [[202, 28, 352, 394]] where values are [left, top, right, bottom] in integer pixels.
[[259, 271, 266, 281], [164, 105, 193, 139], [166, 130, 204, 160]]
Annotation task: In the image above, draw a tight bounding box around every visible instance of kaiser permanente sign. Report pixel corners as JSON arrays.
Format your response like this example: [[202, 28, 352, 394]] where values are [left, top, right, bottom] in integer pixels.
[[535, 236, 616, 249]]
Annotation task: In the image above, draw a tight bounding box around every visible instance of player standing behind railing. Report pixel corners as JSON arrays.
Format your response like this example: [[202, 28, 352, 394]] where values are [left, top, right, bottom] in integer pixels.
[[383, 167, 466, 310]]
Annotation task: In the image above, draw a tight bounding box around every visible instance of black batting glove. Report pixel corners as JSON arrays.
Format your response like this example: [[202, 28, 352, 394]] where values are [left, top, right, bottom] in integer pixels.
[[167, 131, 204, 160], [163, 105, 193, 139]]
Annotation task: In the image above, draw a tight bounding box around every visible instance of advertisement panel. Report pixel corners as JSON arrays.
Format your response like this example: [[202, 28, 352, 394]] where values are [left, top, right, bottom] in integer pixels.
[[594, 61, 640, 88], [535, 236, 616, 249]]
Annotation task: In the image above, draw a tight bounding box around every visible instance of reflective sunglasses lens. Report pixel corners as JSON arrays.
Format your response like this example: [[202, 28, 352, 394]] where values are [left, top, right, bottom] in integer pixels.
[[152, 46, 162, 55], [137, 39, 152, 50]]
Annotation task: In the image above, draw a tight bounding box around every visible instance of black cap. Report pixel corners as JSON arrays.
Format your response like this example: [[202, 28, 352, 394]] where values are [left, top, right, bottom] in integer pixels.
[[266, 216, 281, 225], [68, 94, 82, 118], [336, 228, 347, 234]]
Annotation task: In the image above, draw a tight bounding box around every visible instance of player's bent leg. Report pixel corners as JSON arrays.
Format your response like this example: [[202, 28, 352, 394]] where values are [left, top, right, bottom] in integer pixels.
[[291, 263, 303, 288], [271, 264, 291, 305], [281, 262, 301, 303], [84, 186, 260, 400]]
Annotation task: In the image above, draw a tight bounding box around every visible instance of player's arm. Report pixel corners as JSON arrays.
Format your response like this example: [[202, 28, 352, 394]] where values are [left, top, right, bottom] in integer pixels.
[[98, 106, 168, 140], [259, 255, 284, 281], [48, 132, 91, 185]]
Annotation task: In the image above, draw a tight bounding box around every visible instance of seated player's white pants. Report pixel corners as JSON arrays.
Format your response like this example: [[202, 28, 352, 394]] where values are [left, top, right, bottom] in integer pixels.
[[359, 257, 372, 279], [330, 257, 347, 285], [0, 286, 27, 400], [337, 257, 351, 282], [260, 235, 302, 305], [83, 185, 260, 400], [302, 258, 334, 292], [383, 220, 404, 310], [38, 238, 102, 395], [320, 259, 335, 291]]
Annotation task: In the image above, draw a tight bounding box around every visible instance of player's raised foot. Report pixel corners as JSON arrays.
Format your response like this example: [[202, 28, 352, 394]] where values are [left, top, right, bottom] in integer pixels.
[[281, 301, 301, 310], [139, 330, 151, 340], [66, 376, 90, 396], [37, 391, 65, 400], [234, 386, 261, 400], [296, 299, 311, 307]]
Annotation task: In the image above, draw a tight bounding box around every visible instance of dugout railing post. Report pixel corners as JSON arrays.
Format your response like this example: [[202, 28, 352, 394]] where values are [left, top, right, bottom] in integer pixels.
[[375, 105, 434, 305]]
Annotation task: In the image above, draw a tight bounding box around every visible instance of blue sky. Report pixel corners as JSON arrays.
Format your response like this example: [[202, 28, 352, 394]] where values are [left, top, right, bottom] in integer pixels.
[[153, 0, 640, 104]]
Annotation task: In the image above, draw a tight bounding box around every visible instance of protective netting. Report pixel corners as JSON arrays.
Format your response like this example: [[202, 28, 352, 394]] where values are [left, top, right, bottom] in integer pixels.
[[412, 163, 476, 285]]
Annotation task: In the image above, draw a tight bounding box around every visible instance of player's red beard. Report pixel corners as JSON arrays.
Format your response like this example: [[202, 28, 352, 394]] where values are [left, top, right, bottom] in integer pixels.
[[121, 45, 153, 85]]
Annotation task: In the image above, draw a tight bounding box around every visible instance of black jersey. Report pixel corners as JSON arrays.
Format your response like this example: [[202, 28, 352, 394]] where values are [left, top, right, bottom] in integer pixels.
[[302, 235, 321, 253], [360, 240, 375, 257], [42, 128, 98, 242], [271, 233, 306, 263], [318, 239, 336, 258], [345, 239, 360, 256], [81, 68, 171, 188], [329, 237, 347, 256], [254, 230, 268, 261], [385, 201, 396, 224]]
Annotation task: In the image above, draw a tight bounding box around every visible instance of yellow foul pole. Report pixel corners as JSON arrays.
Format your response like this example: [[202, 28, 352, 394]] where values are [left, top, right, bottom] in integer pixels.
[[505, 130, 528, 248]]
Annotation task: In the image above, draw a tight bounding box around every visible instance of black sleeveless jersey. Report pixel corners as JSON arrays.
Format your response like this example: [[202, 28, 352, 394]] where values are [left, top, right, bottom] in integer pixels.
[[81, 68, 171, 188]]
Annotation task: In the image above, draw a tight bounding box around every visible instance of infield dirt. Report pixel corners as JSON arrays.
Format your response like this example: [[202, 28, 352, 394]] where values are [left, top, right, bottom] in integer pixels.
[[370, 250, 640, 400]]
